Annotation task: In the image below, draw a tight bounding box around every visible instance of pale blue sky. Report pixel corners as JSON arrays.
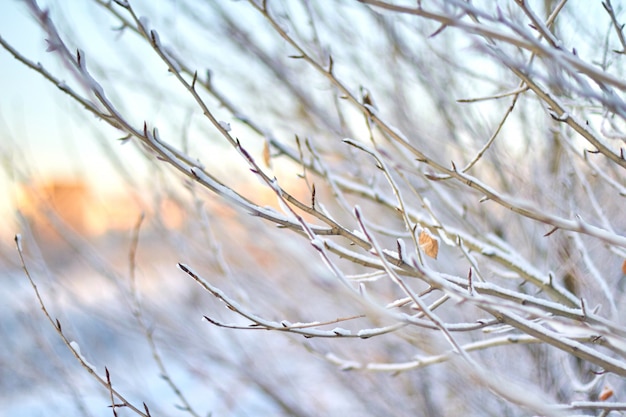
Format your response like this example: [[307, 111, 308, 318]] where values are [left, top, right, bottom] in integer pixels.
[[0, 0, 290, 238], [0, 0, 617, 226], [0, 1, 195, 220], [1, 2, 69, 169], [1, 2, 77, 223]]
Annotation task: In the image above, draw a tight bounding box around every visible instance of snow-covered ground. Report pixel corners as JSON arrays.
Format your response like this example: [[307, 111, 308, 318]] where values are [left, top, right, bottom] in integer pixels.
[[1, 227, 406, 417]]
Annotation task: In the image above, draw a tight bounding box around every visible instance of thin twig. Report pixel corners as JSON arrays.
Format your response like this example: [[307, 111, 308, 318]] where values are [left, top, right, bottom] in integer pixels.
[[14, 234, 149, 417]]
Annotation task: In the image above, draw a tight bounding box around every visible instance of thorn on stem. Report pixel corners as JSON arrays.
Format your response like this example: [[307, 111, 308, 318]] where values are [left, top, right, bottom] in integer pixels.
[[14, 234, 23, 252], [543, 226, 558, 237], [429, 23, 448, 38], [239, 143, 253, 162], [113, 0, 130, 8], [580, 298, 587, 317]]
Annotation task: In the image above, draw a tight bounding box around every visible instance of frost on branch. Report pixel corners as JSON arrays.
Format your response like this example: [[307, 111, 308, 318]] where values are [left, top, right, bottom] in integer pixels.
[[4, 1, 626, 416]]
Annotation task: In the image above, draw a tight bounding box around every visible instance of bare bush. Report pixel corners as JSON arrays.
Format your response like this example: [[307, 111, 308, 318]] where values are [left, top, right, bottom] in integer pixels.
[[2, 0, 626, 416]]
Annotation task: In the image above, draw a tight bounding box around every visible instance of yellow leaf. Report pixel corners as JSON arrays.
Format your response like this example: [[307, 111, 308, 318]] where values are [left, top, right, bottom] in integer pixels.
[[419, 230, 439, 259], [263, 140, 271, 168]]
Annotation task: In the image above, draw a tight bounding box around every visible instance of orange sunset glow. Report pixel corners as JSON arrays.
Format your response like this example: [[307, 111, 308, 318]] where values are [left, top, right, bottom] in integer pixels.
[[15, 169, 310, 243]]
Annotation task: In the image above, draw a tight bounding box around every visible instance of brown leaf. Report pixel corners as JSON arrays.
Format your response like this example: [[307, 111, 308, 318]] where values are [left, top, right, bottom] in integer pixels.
[[419, 230, 439, 259], [622, 259, 626, 275], [599, 385, 613, 401]]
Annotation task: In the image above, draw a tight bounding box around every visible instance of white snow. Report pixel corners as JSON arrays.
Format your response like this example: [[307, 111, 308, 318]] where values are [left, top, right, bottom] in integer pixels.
[[138, 16, 150, 35], [69, 341, 98, 373], [310, 236, 325, 251], [351, 229, 367, 241], [218, 121, 231, 132], [163, 46, 182, 72], [480, 247, 496, 256], [357, 328, 380, 338], [436, 229, 456, 246], [331, 327, 352, 336]]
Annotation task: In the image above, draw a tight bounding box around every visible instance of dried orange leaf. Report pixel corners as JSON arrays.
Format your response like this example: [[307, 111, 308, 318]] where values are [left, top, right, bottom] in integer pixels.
[[622, 259, 626, 275], [263, 140, 271, 168], [599, 385, 614, 401], [419, 230, 439, 259]]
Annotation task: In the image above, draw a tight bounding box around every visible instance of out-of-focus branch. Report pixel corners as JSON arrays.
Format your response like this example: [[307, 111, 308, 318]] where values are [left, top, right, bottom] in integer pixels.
[[603, 0, 626, 54], [250, 0, 626, 250], [15, 235, 150, 417]]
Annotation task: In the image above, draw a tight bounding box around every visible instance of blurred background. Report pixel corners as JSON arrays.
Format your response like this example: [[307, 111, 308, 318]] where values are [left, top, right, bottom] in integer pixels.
[[2, 1, 625, 416]]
